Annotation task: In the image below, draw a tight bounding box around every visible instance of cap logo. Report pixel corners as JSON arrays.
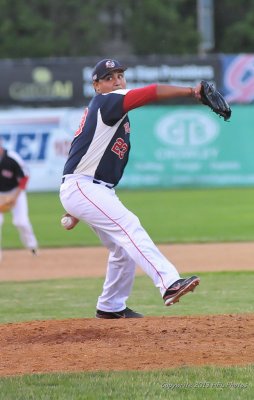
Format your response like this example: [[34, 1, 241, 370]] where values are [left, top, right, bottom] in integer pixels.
[[106, 60, 115, 68]]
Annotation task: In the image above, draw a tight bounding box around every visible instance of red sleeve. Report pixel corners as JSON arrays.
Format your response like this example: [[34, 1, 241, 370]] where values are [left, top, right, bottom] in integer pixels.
[[123, 84, 158, 112], [18, 176, 29, 190]]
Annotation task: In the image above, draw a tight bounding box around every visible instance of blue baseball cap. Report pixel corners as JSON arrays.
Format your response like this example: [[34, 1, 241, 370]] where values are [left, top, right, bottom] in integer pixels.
[[92, 59, 127, 81]]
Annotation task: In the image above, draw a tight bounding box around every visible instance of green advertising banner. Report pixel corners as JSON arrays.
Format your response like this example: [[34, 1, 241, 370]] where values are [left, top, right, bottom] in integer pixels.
[[120, 105, 254, 188]]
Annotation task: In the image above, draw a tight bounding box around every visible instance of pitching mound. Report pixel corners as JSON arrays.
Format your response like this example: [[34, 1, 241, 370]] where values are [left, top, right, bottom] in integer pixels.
[[1, 314, 253, 376]]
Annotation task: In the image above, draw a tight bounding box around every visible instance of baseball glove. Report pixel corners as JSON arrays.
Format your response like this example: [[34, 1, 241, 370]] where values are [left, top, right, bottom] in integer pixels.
[[0, 195, 15, 213], [200, 80, 231, 121]]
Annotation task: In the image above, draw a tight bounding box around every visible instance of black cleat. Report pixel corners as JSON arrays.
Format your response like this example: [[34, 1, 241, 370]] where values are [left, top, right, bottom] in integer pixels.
[[163, 275, 200, 306], [96, 307, 144, 319]]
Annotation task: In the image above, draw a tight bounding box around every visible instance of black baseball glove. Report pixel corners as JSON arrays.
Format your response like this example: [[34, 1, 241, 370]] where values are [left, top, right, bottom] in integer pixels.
[[200, 80, 231, 121]]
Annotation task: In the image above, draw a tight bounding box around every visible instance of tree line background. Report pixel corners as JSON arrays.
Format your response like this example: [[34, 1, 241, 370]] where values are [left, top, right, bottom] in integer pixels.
[[0, 0, 253, 58]]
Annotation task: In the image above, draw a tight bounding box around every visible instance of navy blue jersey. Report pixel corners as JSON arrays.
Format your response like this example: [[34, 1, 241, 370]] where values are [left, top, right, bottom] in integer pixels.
[[63, 89, 131, 186]]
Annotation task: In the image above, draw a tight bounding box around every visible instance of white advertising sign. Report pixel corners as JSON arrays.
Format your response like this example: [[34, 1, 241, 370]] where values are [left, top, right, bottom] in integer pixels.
[[0, 108, 83, 191]]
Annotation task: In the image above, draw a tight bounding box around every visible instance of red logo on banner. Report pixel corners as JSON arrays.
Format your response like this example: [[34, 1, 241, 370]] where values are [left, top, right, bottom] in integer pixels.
[[224, 55, 254, 103]]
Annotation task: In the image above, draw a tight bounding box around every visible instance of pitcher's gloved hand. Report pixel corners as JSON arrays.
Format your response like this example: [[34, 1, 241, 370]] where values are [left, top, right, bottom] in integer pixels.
[[200, 80, 232, 121]]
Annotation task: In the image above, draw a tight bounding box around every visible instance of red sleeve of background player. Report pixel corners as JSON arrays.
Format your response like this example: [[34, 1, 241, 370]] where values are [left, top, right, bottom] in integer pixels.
[[123, 84, 158, 112], [18, 176, 29, 190]]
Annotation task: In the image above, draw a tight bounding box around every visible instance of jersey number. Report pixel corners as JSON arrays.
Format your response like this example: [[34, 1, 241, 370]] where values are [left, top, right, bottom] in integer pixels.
[[111, 138, 128, 159], [74, 107, 88, 137]]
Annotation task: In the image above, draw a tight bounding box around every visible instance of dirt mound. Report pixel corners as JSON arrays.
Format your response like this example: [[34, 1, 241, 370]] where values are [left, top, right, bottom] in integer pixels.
[[1, 314, 253, 376]]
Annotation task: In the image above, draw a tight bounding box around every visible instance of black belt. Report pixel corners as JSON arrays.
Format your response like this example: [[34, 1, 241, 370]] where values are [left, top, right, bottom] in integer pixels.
[[61, 176, 113, 189], [93, 179, 113, 189]]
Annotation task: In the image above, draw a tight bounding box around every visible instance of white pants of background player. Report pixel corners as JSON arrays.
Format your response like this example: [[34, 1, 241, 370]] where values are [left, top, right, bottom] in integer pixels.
[[0, 190, 38, 253], [60, 174, 180, 312]]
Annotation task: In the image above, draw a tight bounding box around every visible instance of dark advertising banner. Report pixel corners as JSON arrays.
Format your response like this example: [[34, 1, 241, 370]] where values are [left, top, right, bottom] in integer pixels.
[[0, 55, 221, 107], [83, 55, 221, 103], [0, 58, 85, 107]]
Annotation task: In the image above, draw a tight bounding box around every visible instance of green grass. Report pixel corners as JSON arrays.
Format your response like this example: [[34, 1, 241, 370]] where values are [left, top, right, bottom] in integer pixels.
[[0, 271, 253, 323], [0, 367, 253, 400], [3, 187, 254, 248]]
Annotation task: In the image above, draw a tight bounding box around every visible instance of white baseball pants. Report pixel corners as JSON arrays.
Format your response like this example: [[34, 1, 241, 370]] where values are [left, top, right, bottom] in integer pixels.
[[0, 190, 38, 250], [60, 175, 180, 312]]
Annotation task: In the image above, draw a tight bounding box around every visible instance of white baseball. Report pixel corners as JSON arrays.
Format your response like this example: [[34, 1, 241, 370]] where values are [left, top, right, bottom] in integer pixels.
[[61, 215, 73, 229]]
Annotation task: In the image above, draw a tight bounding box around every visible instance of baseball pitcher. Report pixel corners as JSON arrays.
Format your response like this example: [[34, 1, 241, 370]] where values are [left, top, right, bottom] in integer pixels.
[[59, 58, 217, 319]]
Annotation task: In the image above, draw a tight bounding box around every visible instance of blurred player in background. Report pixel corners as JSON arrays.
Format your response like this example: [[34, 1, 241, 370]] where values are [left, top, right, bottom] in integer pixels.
[[60, 58, 201, 319], [0, 142, 38, 259]]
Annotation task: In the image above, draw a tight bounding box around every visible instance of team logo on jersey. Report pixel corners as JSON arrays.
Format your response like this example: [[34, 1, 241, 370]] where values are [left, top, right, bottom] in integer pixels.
[[123, 122, 130, 134], [2, 169, 13, 178], [106, 60, 115, 68]]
